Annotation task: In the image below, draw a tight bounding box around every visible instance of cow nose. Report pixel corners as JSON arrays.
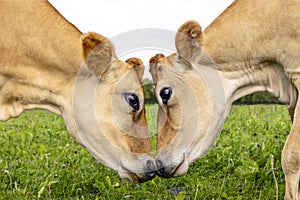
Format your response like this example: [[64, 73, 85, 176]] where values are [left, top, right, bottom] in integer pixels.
[[144, 160, 156, 180], [155, 159, 171, 178]]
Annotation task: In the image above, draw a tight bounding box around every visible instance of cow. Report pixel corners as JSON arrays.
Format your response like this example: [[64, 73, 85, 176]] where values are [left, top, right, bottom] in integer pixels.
[[0, 0, 156, 183], [149, 0, 300, 198]]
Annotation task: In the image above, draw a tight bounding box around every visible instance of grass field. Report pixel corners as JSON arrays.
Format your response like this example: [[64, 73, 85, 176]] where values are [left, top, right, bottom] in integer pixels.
[[0, 104, 291, 199]]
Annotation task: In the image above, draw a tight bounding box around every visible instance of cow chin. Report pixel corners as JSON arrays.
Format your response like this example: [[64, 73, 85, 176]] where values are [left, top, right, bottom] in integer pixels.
[[118, 170, 154, 183], [172, 156, 189, 177], [118, 171, 140, 183]]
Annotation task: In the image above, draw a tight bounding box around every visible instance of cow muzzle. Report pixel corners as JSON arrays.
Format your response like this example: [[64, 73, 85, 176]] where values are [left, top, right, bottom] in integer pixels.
[[118, 154, 156, 183], [155, 153, 188, 178]]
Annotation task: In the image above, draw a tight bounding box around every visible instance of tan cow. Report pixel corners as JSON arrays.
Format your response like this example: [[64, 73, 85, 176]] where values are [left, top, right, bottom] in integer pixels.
[[150, 0, 300, 198], [0, 0, 156, 183]]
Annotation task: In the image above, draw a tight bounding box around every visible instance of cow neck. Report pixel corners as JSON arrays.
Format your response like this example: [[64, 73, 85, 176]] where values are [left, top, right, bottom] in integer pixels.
[[0, 0, 83, 120], [200, 1, 298, 111]]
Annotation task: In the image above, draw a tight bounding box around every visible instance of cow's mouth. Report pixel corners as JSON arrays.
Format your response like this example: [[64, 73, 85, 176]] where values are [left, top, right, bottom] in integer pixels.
[[156, 153, 189, 178], [118, 167, 156, 183]]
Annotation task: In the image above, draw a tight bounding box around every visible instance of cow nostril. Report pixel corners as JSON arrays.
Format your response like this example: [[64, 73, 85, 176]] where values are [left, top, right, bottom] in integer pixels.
[[146, 160, 156, 171], [145, 171, 156, 179], [157, 167, 166, 177], [156, 159, 163, 168], [155, 159, 168, 178], [145, 160, 156, 180]]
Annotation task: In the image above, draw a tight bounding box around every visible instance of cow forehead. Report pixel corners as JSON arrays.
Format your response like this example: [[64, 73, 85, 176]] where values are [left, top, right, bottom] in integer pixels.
[[107, 61, 137, 79], [111, 60, 132, 69], [160, 54, 176, 65]]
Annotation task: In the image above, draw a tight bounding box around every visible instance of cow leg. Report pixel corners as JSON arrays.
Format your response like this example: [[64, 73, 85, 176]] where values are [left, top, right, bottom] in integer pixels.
[[282, 98, 300, 200]]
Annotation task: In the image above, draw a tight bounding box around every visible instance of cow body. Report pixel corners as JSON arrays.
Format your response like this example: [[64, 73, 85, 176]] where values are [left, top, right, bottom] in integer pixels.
[[150, 0, 300, 198], [1, 0, 156, 183]]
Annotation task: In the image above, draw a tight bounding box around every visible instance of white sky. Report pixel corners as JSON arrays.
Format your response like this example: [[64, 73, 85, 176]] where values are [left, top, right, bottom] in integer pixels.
[[49, 0, 234, 78]]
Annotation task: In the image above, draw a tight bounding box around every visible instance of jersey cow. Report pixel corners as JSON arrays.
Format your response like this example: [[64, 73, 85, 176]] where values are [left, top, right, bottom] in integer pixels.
[[0, 0, 156, 183], [150, 0, 300, 198]]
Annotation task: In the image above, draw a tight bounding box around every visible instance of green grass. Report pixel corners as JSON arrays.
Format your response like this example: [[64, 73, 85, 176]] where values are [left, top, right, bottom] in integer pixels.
[[0, 104, 291, 199]]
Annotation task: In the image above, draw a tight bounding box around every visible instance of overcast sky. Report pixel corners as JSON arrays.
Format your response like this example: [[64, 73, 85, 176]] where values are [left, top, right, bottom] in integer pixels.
[[49, 0, 234, 78]]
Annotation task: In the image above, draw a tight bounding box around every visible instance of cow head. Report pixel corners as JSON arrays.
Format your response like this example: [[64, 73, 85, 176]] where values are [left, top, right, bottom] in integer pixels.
[[71, 32, 155, 183], [149, 21, 226, 178]]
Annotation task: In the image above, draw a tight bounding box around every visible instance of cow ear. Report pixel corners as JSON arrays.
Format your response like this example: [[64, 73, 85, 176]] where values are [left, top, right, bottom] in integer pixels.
[[125, 57, 145, 82], [81, 32, 115, 78], [175, 20, 203, 62], [149, 53, 165, 84]]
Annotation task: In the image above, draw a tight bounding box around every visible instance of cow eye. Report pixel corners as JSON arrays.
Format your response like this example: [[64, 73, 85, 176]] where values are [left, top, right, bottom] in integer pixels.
[[124, 93, 140, 112], [160, 87, 172, 105]]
